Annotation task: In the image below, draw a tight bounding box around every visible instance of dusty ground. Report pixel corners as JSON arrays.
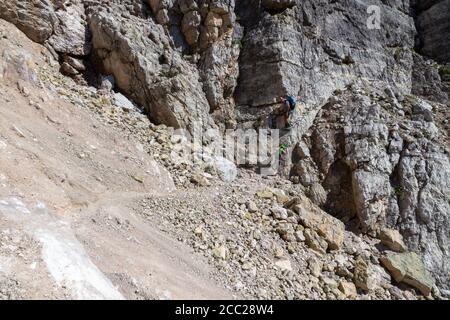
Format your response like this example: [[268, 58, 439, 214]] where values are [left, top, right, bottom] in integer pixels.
[[0, 81, 233, 300]]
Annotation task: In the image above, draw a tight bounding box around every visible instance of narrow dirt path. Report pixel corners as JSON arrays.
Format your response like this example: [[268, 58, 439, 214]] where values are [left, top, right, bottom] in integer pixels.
[[68, 190, 235, 300]]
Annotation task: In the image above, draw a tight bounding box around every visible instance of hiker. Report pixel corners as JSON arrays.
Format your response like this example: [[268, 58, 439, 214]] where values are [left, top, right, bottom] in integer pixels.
[[278, 95, 297, 128]]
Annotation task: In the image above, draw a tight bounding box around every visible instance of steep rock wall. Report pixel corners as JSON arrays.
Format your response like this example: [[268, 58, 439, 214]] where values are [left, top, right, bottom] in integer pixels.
[[413, 0, 450, 62], [235, 0, 415, 112], [292, 85, 450, 290]]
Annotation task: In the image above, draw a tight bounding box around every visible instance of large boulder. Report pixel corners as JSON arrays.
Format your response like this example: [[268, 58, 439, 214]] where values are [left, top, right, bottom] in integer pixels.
[[0, 0, 57, 43], [212, 156, 238, 182], [353, 256, 391, 292], [290, 195, 345, 250], [380, 252, 435, 296]]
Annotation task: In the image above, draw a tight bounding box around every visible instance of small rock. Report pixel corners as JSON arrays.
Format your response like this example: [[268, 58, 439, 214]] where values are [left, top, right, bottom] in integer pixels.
[[281, 232, 296, 243], [64, 55, 85, 71], [307, 257, 323, 277], [194, 226, 203, 235], [256, 189, 273, 199], [287, 244, 295, 254], [304, 228, 328, 254], [252, 230, 262, 240], [132, 175, 144, 183], [271, 206, 288, 220], [294, 230, 305, 242], [271, 188, 290, 204], [274, 247, 284, 259], [242, 262, 254, 270], [212, 245, 227, 260], [246, 201, 258, 213], [100, 75, 115, 91], [61, 62, 79, 76], [274, 259, 292, 272], [17, 80, 31, 97], [321, 276, 339, 289], [12, 125, 26, 138], [114, 92, 135, 111], [191, 173, 210, 186], [338, 281, 357, 299]]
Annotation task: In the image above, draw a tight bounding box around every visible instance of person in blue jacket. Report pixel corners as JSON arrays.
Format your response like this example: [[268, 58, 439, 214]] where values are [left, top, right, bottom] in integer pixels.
[[279, 95, 297, 128]]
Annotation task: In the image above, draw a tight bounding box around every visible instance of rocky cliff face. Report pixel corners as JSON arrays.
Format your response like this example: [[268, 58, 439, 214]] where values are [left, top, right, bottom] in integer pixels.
[[291, 84, 450, 290], [88, 3, 216, 130], [0, 0, 449, 297], [413, 0, 450, 62], [236, 0, 415, 108]]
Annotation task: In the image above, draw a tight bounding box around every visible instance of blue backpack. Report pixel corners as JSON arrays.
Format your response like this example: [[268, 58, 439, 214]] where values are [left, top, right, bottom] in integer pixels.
[[286, 96, 297, 111]]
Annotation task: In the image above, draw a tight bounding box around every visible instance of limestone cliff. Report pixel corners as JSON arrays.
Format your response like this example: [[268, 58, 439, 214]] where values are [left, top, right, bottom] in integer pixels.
[[0, 0, 449, 296]]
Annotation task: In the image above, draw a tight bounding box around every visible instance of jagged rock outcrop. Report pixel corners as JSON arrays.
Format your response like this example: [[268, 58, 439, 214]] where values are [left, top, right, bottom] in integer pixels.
[[0, 0, 57, 44], [229, 0, 449, 291], [0, 0, 90, 55], [412, 54, 449, 104], [176, 0, 235, 51], [198, 37, 240, 127], [0, 0, 91, 78], [147, 0, 241, 127], [291, 85, 450, 290], [235, 0, 415, 113], [0, 0, 239, 129], [413, 0, 450, 62], [87, 3, 215, 131], [48, 0, 91, 56]]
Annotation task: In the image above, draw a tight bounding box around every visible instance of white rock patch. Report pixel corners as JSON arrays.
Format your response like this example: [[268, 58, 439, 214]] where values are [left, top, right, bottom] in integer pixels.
[[0, 198, 124, 300]]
